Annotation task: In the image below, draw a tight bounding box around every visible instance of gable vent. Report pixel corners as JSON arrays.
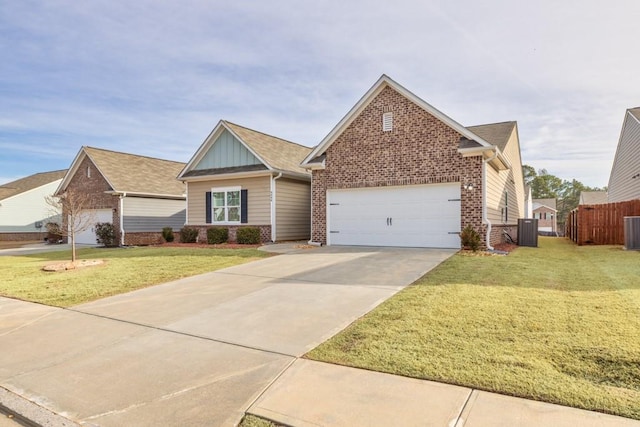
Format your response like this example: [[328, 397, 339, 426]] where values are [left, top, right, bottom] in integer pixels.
[[382, 112, 393, 132]]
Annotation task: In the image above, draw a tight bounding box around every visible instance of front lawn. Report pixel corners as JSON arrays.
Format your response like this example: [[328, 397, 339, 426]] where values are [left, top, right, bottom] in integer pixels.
[[0, 246, 270, 307], [307, 238, 640, 420]]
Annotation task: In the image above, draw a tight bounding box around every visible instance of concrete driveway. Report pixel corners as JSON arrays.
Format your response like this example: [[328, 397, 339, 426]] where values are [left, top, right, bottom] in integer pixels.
[[0, 246, 455, 426]]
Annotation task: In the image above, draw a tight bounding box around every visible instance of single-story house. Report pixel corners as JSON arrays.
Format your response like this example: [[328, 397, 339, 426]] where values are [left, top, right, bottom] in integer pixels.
[[178, 120, 312, 243], [608, 107, 640, 202], [532, 198, 557, 233], [301, 74, 526, 249], [56, 146, 186, 245], [0, 170, 67, 241], [579, 191, 608, 205]]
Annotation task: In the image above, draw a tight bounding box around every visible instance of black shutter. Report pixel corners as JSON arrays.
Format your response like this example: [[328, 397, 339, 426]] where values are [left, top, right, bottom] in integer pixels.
[[205, 191, 212, 223], [241, 189, 248, 223]]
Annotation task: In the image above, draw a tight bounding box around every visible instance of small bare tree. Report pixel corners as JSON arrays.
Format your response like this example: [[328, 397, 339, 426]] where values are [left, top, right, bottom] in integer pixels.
[[45, 189, 97, 263]]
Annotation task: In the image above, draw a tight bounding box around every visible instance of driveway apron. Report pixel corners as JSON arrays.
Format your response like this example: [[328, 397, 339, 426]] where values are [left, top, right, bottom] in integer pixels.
[[0, 246, 455, 426]]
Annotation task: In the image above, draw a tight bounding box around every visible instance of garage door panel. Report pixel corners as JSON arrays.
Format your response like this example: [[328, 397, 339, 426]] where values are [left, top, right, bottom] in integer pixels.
[[73, 209, 113, 245], [328, 184, 461, 248]]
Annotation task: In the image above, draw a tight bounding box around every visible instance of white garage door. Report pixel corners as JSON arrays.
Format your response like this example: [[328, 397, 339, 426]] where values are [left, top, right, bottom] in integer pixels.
[[327, 183, 461, 248], [73, 209, 113, 245]]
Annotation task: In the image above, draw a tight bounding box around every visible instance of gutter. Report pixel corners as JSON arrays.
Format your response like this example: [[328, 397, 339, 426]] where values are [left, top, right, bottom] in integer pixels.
[[119, 192, 126, 246], [271, 172, 283, 242], [482, 153, 497, 251]]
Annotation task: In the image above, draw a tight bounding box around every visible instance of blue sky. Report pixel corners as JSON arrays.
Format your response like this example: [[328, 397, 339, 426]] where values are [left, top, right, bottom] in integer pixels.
[[1, 1, 638, 188]]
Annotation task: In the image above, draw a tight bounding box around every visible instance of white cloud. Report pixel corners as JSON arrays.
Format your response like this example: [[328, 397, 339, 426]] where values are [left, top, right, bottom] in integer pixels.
[[1, 0, 638, 187]]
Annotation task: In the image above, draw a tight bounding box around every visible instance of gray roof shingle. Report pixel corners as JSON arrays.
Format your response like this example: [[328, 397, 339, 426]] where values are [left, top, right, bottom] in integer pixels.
[[466, 121, 516, 151], [83, 147, 186, 196]]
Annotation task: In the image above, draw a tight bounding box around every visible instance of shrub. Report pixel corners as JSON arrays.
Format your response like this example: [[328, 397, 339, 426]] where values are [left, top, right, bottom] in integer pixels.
[[162, 227, 175, 243], [207, 227, 228, 244], [45, 222, 63, 244], [95, 222, 117, 247], [460, 225, 481, 252], [236, 227, 261, 244], [180, 226, 199, 243]]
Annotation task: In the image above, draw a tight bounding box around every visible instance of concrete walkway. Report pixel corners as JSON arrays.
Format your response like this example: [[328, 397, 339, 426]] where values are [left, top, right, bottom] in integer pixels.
[[2, 244, 638, 426]]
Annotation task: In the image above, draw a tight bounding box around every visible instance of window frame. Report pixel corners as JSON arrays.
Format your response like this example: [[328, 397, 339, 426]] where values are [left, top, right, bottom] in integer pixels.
[[211, 186, 242, 224]]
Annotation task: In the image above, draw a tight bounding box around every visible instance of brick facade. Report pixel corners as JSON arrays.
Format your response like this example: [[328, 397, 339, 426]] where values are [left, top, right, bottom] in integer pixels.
[[61, 156, 120, 244], [0, 232, 45, 242], [311, 85, 485, 246], [191, 225, 272, 244]]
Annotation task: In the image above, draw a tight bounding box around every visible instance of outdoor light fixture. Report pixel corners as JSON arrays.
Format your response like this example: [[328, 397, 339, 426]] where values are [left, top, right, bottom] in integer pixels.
[[464, 183, 475, 191]]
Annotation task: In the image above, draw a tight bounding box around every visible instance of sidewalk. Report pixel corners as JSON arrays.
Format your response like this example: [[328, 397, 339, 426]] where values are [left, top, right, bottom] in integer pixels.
[[249, 359, 640, 427]]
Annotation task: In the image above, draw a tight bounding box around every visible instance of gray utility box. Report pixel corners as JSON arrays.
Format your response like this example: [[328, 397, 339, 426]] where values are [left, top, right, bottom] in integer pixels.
[[624, 216, 640, 250], [517, 218, 538, 247]]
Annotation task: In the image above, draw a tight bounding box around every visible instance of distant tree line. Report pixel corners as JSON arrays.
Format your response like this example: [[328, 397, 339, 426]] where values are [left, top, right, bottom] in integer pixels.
[[523, 165, 606, 228]]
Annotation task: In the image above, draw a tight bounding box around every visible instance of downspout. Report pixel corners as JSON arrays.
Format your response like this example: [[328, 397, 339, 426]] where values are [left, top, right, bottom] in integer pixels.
[[270, 172, 283, 242], [119, 193, 126, 246], [482, 152, 497, 251]]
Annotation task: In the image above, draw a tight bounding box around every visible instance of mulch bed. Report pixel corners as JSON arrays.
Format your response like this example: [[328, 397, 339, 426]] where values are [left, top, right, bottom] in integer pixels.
[[43, 259, 105, 272]]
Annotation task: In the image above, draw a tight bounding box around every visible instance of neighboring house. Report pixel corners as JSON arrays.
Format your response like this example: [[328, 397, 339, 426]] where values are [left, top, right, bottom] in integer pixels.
[[579, 191, 608, 205], [608, 107, 640, 202], [532, 198, 557, 233], [56, 147, 186, 246], [524, 185, 533, 218], [178, 120, 312, 243], [0, 170, 67, 241], [301, 75, 526, 249]]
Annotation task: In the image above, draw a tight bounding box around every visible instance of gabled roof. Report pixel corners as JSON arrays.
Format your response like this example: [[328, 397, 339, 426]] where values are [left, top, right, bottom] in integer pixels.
[[532, 198, 557, 211], [628, 107, 640, 121], [579, 191, 608, 205], [301, 74, 509, 170], [0, 170, 67, 201], [179, 120, 312, 180], [467, 121, 516, 152], [58, 147, 186, 198]]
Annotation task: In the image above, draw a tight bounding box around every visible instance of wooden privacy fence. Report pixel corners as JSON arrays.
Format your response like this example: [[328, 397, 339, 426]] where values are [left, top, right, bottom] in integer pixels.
[[566, 199, 640, 245]]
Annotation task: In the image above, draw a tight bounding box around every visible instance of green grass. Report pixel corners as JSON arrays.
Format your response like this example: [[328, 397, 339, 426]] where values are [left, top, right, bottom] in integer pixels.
[[307, 237, 640, 420], [0, 246, 270, 307]]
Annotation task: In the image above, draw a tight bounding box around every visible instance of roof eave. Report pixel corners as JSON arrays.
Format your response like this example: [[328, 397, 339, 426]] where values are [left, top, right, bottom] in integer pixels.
[[457, 146, 511, 170], [104, 190, 186, 200]]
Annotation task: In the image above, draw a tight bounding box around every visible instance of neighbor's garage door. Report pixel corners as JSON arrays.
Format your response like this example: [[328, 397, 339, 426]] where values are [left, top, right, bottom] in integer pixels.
[[73, 209, 113, 245], [327, 183, 461, 248]]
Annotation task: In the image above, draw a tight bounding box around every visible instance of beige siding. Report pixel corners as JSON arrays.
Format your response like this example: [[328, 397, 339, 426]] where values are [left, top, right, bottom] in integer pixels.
[[608, 111, 640, 202], [486, 128, 526, 224], [187, 176, 271, 225], [275, 178, 311, 241]]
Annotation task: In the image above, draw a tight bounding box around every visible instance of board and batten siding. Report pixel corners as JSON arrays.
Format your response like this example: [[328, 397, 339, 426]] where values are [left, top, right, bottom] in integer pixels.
[[187, 177, 271, 225], [608, 111, 640, 203], [122, 197, 186, 232], [0, 179, 62, 232], [485, 128, 525, 225], [194, 129, 261, 170], [275, 178, 311, 241]]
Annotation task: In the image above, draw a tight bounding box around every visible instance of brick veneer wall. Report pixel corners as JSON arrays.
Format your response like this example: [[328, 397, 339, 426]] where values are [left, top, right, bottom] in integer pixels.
[[311, 85, 485, 246], [191, 225, 272, 243], [61, 156, 120, 244], [124, 232, 165, 246], [0, 232, 45, 242]]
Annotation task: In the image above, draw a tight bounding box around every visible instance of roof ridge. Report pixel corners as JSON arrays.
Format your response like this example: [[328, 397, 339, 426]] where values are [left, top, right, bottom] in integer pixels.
[[223, 121, 311, 150], [467, 120, 516, 128], [83, 146, 185, 165]]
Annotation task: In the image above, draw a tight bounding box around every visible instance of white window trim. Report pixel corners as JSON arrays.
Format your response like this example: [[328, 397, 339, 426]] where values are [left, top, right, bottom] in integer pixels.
[[211, 186, 241, 224]]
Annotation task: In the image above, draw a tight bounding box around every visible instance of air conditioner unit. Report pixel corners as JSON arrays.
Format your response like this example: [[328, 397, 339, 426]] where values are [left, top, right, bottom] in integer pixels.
[[624, 216, 640, 250]]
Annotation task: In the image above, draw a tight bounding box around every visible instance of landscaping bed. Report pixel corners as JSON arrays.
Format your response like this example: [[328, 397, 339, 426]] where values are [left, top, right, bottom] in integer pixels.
[[307, 237, 640, 420]]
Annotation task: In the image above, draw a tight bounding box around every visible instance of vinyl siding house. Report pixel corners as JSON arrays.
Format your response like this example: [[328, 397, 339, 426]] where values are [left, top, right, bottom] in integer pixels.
[[532, 198, 558, 233], [0, 170, 67, 241], [56, 147, 186, 246], [302, 75, 526, 249], [608, 107, 640, 202], [178, 121, 312, 243]]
